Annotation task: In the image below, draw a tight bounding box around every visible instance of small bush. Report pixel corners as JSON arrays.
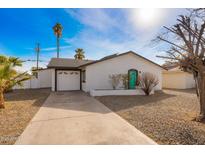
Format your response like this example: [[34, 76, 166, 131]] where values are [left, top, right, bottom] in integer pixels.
[[140, 72, 159, 95], [121, 74, 128, 89], [109, 74, 122, 89]]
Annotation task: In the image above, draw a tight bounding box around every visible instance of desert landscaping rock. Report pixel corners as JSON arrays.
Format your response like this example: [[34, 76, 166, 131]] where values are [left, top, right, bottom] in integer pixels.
[[96, 89, 205, 144], [0, 89, 50, 144]]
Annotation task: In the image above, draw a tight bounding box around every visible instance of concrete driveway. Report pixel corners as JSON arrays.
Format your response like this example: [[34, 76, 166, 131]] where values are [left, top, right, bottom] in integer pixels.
[[15, 91, 156, 144]]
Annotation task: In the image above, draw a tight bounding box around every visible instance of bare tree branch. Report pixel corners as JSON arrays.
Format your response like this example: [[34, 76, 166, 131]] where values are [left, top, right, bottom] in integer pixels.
[[156, 55, 180, 61], [157, 36, 187, 51], [171, 47, 187, 58], [195, 22, 205, 55]]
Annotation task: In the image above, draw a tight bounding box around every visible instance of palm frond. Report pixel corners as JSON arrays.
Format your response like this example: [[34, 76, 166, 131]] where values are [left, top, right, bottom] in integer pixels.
[[0, 55, 29, 91], [8, 57, 23, 67]]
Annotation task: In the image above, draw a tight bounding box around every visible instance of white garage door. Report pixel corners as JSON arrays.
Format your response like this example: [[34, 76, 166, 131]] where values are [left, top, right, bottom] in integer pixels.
[[57, 70, 80, 91]]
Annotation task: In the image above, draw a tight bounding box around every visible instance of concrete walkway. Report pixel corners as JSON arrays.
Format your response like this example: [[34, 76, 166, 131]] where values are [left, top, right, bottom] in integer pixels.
[[15, 91, 156, 144]]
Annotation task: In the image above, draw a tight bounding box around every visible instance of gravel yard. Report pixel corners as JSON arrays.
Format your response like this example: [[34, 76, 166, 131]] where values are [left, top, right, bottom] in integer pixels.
[[0, 89, 50, 144], [96, 89, 205, 145]]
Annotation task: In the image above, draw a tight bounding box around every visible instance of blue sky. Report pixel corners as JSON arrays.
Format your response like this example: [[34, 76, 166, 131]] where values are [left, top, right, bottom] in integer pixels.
[[0, 8, 188, 71]]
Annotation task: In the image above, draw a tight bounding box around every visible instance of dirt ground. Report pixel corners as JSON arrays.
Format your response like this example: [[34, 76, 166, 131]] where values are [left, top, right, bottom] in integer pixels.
[[96, 89, 205, 145], [0, 89, 50, 144]]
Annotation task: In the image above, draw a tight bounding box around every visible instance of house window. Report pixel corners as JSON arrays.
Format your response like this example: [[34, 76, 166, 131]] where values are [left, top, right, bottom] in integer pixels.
[[82, 70, 86, 82]]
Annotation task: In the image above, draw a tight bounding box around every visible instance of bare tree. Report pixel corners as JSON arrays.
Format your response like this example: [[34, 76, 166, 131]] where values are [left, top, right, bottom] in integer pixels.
[[140, 72, 159, 96], [188, 8, 205, 20], [156, 9, 205, 121]]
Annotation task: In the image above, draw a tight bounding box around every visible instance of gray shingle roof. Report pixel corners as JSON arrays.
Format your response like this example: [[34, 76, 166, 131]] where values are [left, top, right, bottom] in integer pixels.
[[80, 51, 165, 69], [47, 51, 164, 70], [47, 58, 94, 68]]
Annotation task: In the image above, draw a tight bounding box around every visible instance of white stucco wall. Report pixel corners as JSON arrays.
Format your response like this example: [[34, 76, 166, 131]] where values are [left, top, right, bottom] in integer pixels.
[[162, 70, 195, 89], [38, 69, 52, 88], [82, 82, 86, 91], [13, 76, 39, 89], [84, 53, 162, 92], [30, 77, 40, 89], [90, 88, 154, 96], [185, 73, 195, 89], [13, 80, 31, 89], [13, 69, 53, 90]]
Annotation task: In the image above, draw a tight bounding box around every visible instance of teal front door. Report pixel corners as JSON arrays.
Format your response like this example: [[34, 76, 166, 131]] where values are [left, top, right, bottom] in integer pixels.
[[128, 70, 138, 89]]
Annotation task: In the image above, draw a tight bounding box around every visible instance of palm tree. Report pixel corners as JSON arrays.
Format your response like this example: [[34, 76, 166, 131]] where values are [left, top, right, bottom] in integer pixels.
[[0, 55, 30, 108], [52, 23, 63, 58], [74, 48, 85, 60]]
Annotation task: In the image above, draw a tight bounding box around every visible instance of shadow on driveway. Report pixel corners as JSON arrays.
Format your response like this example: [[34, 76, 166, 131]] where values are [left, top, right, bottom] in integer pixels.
[[40, 91, 111, 114]]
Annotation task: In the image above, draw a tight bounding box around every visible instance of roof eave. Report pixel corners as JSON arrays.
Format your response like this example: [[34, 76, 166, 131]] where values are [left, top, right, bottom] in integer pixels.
[[47, 66, 79, 69]]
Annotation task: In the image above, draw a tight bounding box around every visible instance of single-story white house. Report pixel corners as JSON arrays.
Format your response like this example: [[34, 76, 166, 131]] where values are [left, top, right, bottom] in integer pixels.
[[45, 51, 164, 93], [162, 67, 195, 89], [15, 51, 164, 95]]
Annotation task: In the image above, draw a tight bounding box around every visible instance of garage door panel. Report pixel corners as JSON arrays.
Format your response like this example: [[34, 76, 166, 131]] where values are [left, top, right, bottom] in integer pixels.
[[57, 71, 80, 91]]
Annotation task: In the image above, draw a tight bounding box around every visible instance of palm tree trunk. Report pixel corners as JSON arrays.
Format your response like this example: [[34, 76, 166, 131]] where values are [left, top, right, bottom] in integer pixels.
[[57, 37, 60, 58], [0, 88, 5, 109]]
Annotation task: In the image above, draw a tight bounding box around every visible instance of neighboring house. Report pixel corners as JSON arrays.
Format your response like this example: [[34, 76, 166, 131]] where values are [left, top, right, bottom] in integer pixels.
[[162, 67, 195, 89], [46, 51, 164, 92]]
